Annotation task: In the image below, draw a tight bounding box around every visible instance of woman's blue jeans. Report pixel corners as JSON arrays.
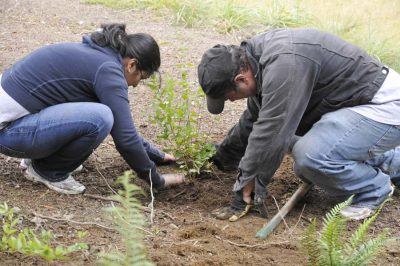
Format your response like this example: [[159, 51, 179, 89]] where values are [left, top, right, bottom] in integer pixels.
[[292, 108, 400, 207], [0, 103, 114, 181]]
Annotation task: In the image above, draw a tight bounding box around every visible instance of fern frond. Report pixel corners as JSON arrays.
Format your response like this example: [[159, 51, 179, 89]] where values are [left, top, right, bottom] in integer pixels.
[[301, 218, 321, 266], [302, 196, 394, 266], [319, 196, 352, 264], [322, 196, 353, 226], [99, 171, 154, 266], [345, 229, 390, 266], [348, 199, 388, 251], [98, 251, 124, 266]]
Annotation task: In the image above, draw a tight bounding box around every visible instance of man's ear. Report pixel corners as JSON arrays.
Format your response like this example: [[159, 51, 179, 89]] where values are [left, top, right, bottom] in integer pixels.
[[234, 72, 247, 85]]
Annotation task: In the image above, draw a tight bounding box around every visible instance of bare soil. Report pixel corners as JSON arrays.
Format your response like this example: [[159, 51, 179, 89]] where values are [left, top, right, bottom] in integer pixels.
[[0, 0, 399, 265]]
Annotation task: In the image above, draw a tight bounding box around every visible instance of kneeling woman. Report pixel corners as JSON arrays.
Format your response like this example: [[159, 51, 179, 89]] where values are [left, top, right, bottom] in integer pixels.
[[0, 23, 184, 194]]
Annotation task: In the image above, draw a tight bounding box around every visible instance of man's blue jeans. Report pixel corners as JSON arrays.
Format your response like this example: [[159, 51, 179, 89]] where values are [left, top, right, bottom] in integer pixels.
[[292, 108, 400, 207], [0, 103, 113, 181]]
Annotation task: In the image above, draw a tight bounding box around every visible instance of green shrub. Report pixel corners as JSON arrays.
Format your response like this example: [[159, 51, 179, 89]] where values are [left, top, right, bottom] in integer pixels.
[[302, 196, 394, 266], [0, 202, 88, 261], [148, 67, 215, 177], [98, 171, 153, 266]]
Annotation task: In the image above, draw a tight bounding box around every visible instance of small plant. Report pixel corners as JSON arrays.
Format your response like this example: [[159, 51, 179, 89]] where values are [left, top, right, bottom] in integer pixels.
[[148, 66, 216, 177], [98, 171, 153, 266], [302, 196, 394, 266], [0, 202, 88, 261]]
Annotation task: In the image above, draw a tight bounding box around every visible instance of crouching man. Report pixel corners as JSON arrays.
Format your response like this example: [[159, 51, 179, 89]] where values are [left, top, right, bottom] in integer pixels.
[[197, 28, 400, 221]]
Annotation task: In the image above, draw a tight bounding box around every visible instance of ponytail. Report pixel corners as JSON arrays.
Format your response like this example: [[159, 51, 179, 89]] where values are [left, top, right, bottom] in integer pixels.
[[91, 23, 160, 75]]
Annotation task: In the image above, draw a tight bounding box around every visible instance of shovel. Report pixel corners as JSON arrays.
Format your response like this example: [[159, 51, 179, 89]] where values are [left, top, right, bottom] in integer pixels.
[[255, 182, 312, 239]]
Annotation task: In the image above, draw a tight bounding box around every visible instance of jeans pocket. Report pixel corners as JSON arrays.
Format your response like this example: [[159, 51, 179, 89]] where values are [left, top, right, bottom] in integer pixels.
[[368, 126, 400, 159], [0, 144, 26, 157]]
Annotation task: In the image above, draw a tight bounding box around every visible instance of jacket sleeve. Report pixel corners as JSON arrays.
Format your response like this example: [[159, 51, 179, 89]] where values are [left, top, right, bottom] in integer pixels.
[[215, 95, 260, 166], [94, 63, 164, 187], [238, 54, 319, 195], [141, 138, 165, 164]]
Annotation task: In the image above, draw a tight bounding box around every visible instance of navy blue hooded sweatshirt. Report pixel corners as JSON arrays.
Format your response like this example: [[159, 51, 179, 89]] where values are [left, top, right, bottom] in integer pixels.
[[1, 36, 165, 186]]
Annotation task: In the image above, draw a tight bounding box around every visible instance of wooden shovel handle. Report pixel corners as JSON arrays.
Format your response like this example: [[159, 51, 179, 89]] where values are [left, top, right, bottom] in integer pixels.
[[255, 182, 313, 239]]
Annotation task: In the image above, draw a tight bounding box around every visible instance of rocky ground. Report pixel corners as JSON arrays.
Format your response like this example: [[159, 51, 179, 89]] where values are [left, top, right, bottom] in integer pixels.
[[1, 0, 399, 265]]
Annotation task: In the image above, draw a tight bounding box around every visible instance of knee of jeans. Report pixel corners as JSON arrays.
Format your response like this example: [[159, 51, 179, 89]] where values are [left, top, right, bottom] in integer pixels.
[[90, 104, 114, 135], [100, 107, 114, 134], [292, 143, 325, 179]]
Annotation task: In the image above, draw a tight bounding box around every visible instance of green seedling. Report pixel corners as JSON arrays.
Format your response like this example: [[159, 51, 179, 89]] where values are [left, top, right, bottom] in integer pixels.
[[0, 202, 88, 261], [148, 67, 215, 177]]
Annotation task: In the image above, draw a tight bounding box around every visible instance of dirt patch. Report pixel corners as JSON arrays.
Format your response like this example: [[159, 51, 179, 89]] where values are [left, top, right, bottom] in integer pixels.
[[1, 0, 400, 265]]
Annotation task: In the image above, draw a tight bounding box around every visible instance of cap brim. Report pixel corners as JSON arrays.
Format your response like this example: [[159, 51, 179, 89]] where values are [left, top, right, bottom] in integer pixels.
[[206, 95, 225, 114]]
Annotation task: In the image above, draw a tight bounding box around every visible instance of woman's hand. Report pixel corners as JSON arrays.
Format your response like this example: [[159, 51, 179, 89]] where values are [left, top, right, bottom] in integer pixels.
[[163, 173, 185, 187], [163, 153, 177, 163]]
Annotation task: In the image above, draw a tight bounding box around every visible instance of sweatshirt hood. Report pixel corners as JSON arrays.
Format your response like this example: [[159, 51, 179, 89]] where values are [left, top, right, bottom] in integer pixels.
[[82, 35, 123, 62]]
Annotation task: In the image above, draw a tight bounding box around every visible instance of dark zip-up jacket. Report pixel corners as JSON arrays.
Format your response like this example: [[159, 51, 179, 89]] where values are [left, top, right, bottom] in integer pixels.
[[216, 28, 388, 198], [1, 36, 165, 186]]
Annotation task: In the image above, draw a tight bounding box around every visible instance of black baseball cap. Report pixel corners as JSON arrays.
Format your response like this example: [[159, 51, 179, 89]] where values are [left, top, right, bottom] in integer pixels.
[[198, 45, 240, 114]]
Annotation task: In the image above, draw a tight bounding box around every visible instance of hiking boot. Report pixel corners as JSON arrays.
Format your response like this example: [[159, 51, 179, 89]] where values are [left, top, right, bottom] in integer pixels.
[[340, 186, 394, 220], [20, 159, 83, 174], [212, 204, 253, 222], [211, 191, 268, 222], [24, 163, 85, 195]]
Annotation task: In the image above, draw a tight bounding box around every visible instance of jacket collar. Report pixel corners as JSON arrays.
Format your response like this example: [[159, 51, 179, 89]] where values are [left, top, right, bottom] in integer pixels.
[[241, 41, 263, 97]]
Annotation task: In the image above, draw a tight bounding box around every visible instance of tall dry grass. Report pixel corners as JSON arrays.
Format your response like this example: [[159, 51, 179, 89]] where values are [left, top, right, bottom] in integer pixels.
[[85, 0, 400, 70]]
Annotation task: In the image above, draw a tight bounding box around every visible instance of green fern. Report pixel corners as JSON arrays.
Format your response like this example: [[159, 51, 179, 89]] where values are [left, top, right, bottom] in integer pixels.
[[318, 196, 352, 265], [345, 231, 390, 266], [301, 218, 321, 266], [348, 199, 386, 251], [302, 196, 394, 266], [98, 171, 153, 266]]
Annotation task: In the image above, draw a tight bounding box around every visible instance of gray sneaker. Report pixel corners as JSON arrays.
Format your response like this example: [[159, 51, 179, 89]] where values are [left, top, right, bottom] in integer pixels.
[[20, 159, 83, 174], [340, 186, 394, 220], [24, 163, 85, 195]]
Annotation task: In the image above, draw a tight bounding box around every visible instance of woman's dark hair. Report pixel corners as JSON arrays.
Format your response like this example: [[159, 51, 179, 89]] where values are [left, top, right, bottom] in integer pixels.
[[91, 23, 160, 75]]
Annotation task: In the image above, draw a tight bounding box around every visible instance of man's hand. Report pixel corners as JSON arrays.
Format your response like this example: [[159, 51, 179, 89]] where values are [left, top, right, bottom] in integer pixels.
[[242, 179, 255, 204]]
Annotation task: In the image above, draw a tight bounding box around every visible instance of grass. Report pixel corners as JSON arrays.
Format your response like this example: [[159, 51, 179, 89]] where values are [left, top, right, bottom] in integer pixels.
[[84, 0, 400, 71]]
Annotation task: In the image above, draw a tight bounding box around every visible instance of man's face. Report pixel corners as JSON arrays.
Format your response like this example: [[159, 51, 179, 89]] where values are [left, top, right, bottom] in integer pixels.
[[225, 68, 257, 102]]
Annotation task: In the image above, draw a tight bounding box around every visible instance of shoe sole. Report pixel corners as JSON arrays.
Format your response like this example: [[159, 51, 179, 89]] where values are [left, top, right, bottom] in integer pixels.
[[341, 185, 395, 220], [341, 208, 373, 220], [45, 183, 85, 195], [24, 170, 85, 195], [20, 159, 84, 174]]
